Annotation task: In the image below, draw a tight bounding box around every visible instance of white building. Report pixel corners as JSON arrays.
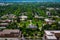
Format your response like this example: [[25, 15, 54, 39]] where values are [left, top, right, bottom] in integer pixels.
[[43, 30, 60, 40], [0, 20, 11, 23], [55, 8, 60, 10], [46, 8, 54, 10], [44, 19, 55, 25], [19, 15, 28, 21]]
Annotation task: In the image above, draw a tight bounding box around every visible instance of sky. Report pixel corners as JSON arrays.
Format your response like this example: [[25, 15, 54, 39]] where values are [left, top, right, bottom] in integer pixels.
[[0, 0, 60, 2]]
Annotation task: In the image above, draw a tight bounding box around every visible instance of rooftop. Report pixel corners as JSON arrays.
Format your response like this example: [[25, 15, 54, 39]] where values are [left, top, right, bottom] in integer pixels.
[[46, 35, 57, 39], [0, 29, 20, 37], [19, 15, 27, 19], [28, 24, 37, 29], [44, 30, 60, 39], [0, 20, 11, 23]]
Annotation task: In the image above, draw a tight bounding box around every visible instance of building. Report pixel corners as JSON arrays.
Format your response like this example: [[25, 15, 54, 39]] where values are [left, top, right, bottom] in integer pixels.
[[19, 15, 28, 21], [55, 8, 60, 10], [46, 11, 51, 16], [34, 15, 39, 18], [0, 20, 12, 29], [58, 21, 60, 24], [0, 29, 21, 40], [8, 14, 16, 19], [28, 24, 37, 29], [46, 8, 54, 10], [34, 15, 44, 19], [43, 30, 60, 40], [44, 19, 55, 25], [0, 23, 9, 26], [1, 14, 16, 19], [0, 20, 11, 23]]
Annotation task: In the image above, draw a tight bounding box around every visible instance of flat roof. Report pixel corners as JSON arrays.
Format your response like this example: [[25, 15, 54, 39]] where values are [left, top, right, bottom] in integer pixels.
[[19, 16, 27, 18], [45, 30, 60, 34], [45, 30, 60, 39], [0, 27, 6, 28], [46, 35, 57, 39], [0, 20, 11, 23], [0, 29, 20, 37], [0, 23, 9, 25], [45, 31, 53, 35]]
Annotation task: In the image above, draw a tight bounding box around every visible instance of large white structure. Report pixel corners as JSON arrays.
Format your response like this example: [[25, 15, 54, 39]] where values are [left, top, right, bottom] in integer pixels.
[[43, 30, 60, 40]]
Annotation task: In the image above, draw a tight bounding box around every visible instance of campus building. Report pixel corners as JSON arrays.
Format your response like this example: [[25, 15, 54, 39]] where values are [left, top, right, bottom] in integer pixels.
[[43, 30, 60, 40], [0, 20, 12, 29], [0, 29, 21, 40]]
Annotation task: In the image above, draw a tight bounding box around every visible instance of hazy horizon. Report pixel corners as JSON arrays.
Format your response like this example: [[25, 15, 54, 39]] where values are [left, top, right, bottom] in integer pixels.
[[0, 0, 60, 2]]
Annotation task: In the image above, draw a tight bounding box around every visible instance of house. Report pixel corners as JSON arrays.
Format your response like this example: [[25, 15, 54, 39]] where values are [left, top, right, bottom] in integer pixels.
[[0, 20, 11, 23], [8, 14, 16, 19], [0, 23, 9, 29], [1, 14, 16, 19], [44, 19, 55, 25], [0, 29, 21, 40], [58, 21, 60, 24], [46, 8, 54, 10], [34, 15, 39, 18], [0, 20, 12, 29], [43, 30, 60, 40], [28, 24, 37, 29], [55, 8, 60, 10], [27, 20, 37, 29], [0, 23, 9, 26], [46, 11, 51, 16], [34, 15, 45, 20], [19, 15, 28, 21]]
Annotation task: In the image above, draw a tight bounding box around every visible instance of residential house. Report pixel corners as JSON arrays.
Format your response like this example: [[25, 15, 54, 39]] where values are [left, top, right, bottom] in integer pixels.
[[19, 15, 27, 21], [44, 19, 55, 25]]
